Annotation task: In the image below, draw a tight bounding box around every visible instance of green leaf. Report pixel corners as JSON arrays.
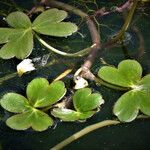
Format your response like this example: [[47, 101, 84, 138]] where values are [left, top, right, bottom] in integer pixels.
[[0, 93, 30, 113], [26, 78, 66, 108], [32, 9, 67, 26], [138, 74, 150, 90], [113, 89, 150, 122], [6, 109, 53, 131], [78, 111, 96, 120], [51, 108, 80, 121], [73, 88, 104, 112], [98, 60, 142, 88], [51, 108, 95, 121], [0, 29, 33, 59], [0, 28, 23, 44], [6, 11, 32, 28], [32, 9, 78, 37]]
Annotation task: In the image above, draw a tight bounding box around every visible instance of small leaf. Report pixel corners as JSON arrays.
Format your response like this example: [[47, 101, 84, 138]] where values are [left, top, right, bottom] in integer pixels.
[[0, 93, 30, 113], [6, 11, 32, 28], [32, 9, 77, 37], [51, 108, 80, 121], [51, 108, 95, 121], [6, 109, 53, 131], [73, 88, 104, 112], [26, 78, 66, 108], [33, 22, 78, 37], [0, 29, 33, 59], [113, 89, 150, 122], [98, 60, 142, 87], [32, 9, 67, 26]]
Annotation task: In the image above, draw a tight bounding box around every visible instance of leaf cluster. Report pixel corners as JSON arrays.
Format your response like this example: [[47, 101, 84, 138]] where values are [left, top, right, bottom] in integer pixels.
[[98, 60, 150, 122], [0, 9, 77, 59]]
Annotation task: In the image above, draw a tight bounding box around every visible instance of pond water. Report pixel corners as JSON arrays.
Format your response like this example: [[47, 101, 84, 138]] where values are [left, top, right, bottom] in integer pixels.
[[0, 0, 150, 150]]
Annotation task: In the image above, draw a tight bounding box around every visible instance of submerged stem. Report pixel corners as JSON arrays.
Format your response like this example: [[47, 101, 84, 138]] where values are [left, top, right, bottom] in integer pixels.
[[35, 34, 94, 57], [50, 120, 120, 150], [0, 72, 17, 85], [102, 0, 138, 48]]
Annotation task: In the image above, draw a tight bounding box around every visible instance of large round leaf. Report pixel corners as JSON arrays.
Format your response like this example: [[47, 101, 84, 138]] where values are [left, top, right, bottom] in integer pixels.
[[6, 109, 53, 131], [0, 29, 33, 59], [26, 78, 66, 108], [98, 60, 142, 88], [6, 11, 32, 28], [32, 9, 77, 37], [73, 88, 104, 112], [0, 93, 30, 113]]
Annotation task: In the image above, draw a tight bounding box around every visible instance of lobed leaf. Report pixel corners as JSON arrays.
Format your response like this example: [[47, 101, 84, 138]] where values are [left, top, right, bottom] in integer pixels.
[[51, 108, 95, 121], [26, 78, 66, 108], [32, 9, 67, 27], [33, 22, 78, 37], [32, 9, 77, 37], [0, 28, 24, 44], [6, 11, 32, 28], [73, 88, 103, 112], [0, 93, 30, 113], [113, 89, 150, 122], [51, 108, 80, 121], [98, 60, 142, 88], [0, 29, 33, 59], [6, 108, 53, 131]]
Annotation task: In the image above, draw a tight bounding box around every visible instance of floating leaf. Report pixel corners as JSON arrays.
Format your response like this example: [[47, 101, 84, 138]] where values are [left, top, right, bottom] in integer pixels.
[[51, 108, 95, 121], [26, 78, 66, 108], [138, 74, 150, 90], [73, 88, 103, 112], [0, 77, 67, 131], [113, 89, 150, 122], [111, 60, 150, 122], [0, 28, 24, 44], [52, 108, 80, 121], [0, 29, 33, 59], [51, 88, 103, 121], [98, 60, 142, 87], [32, 9, 78, 37], [0, 93, 30, 113], [6, 108, 53, 131], [6, 11, 32, 28], [0, 9, 77, 59]]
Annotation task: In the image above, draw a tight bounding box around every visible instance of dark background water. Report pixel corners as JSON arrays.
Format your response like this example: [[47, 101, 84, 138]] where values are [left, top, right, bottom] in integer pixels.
[[0, 0, 150, 149]]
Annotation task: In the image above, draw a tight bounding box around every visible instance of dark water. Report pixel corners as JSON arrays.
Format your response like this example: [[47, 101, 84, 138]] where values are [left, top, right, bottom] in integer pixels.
[[0, 0, 150, 150]]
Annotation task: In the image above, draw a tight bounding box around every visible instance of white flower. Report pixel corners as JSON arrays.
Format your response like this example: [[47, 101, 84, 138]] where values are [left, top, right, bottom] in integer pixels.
[[17, 59, 35, 76], [74, 76, 88, 89]]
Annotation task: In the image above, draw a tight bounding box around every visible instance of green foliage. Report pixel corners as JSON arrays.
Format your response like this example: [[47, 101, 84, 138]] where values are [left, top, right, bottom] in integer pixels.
[[98, 60, 142, 88], [0, 78, 66, 131], [0, 9, 78, 59], [98, 59, 150, 122], [51, 88, 104, 121]]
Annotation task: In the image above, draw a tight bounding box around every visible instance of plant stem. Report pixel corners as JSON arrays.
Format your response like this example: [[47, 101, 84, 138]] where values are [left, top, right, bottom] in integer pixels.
[[102, 0, 138, 48], [41, 0, 101, 69], [50, 120, 120, 150], [50, 114, 150, 150], [0, 72, 17, 85], [35, 34, 95, 57]]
